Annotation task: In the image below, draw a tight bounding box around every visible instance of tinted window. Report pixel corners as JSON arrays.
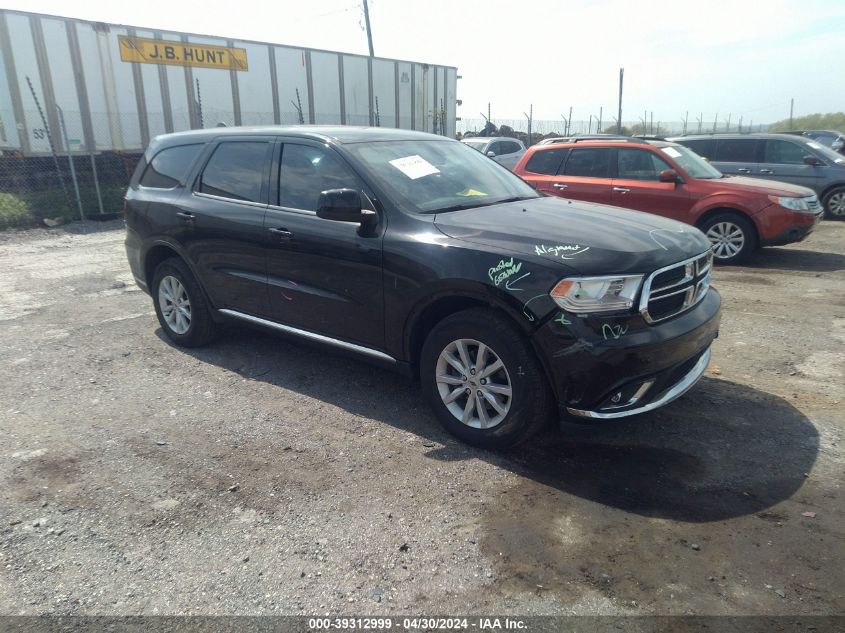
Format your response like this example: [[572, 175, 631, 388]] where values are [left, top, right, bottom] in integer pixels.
[[487, 141, 504, 155], [713, 139, 759, 162], [617, 148, 672, 180], [199, 142, 269, 202], [678, 139, 715, 159], [500, 141, 522, 155], [279, 144, 362, 211], [524, 148, 568, 175], [140, 144, 203, 188], [764, 140, 807, 165], [562, 148, 611, 178]]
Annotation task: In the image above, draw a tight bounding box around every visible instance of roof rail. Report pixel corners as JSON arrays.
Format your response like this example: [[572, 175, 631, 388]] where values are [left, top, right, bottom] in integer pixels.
[[537, 134, 642, 146], [632, 134, 668, 141]]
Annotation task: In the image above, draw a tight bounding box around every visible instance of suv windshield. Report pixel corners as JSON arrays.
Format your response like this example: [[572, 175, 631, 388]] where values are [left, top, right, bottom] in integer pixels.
[[660, 144, 723, 179], [347, 140, 539, 213], [804, 140, 845, 164]]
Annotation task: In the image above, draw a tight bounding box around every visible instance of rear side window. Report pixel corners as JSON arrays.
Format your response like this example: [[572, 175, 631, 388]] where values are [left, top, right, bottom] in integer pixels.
[[140, 144, 203, 188], [677, 139, 715, 159], [713, 139, 759, 162], [499, 141, 522, 154], [278, 144, 362, 211], [562, 148, 611, 178], [617, 148, 672, 180], [763, 140, 807, 165], [199, 141, 270, 203], [524, 148, 568, 175]]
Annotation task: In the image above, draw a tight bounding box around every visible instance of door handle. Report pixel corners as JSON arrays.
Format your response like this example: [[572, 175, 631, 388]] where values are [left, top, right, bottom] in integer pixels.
[[176, 211, 195, 220], [552, 183, 568, 189], [268, 227, 293, 238], [613, 187, 630, 193], [759, 169, 774, 174], [737, 168, 751, 173]]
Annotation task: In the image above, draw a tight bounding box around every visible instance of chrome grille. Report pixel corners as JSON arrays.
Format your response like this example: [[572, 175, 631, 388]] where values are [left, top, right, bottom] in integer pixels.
[[639, 251, 712, 323]]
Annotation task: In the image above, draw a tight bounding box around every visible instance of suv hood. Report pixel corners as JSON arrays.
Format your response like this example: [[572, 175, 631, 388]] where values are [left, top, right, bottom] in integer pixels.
[[434, 196, 711, 275], [718, 175, 816, 197]]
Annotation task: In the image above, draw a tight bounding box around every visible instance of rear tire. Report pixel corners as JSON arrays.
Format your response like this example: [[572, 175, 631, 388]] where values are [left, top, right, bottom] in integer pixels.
[[699, 213, 756, 265], [420, 308, 554, 449], [152, 258, 219, 347], [822, 186, 845, 220]]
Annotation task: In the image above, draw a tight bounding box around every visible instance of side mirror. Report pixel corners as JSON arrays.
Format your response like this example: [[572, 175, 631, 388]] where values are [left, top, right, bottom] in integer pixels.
[[803, 155, 823, 166], [316, 189, 377, 227], [486, 151, 496, 158], [659, 169, 680, 183]]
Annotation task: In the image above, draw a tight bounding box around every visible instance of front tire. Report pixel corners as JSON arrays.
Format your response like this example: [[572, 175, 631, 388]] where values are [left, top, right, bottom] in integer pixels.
[[420, 308, 553, 449], [822, 187, 845, 220], [152, 258, 219, 347], [700, 213, 756, 265]]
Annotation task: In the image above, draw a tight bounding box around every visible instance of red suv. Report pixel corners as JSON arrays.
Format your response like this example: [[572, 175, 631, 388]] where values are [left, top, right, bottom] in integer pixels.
[[513, 138, 823, 264]]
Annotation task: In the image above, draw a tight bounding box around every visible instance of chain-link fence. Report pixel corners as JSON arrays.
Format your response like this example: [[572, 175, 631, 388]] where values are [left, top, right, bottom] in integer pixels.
[[457, 118, 770, 144]]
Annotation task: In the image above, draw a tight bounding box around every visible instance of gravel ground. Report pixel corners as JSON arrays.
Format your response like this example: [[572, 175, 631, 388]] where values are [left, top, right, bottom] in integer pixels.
[[0, 219, 843, 616]]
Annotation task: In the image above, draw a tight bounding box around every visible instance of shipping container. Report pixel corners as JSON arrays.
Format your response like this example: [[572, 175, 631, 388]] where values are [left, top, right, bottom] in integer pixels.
[[0, 9, 458, 155]]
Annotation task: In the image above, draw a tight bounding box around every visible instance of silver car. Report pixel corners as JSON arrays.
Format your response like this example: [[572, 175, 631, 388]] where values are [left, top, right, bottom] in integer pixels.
[[461, 137, 526, 170]]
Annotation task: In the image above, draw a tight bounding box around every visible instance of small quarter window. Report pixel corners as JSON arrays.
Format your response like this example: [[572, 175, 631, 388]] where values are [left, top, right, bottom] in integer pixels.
[[140, 144, 203, 189]]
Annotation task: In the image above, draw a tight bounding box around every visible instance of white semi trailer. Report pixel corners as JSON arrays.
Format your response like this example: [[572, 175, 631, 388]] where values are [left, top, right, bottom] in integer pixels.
[[0, 9, 458, 155]]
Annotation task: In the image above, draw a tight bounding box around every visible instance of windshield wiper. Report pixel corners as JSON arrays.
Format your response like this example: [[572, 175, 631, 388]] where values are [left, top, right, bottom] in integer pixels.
[[423, 195, 537, 215]]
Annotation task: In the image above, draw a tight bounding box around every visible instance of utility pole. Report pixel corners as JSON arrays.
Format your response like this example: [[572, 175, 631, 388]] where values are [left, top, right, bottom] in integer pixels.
[[362, 0, 375, 57], [617, 68, 624, 134], [789, 98, 794, 129]]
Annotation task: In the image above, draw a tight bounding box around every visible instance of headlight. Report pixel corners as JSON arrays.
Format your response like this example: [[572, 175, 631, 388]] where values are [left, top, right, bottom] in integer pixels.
[[550, 275, 643, 314], [768, 195, 810, 211]]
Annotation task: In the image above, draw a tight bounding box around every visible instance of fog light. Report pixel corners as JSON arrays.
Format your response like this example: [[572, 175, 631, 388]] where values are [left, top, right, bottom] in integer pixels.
[[610, 392, 623, 404]]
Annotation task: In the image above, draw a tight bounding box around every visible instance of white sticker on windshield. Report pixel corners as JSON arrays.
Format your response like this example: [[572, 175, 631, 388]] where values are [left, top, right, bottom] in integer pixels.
[[806, 142, 823, 150], [389, 155, 440, 180], [661, 147, 682, 158]]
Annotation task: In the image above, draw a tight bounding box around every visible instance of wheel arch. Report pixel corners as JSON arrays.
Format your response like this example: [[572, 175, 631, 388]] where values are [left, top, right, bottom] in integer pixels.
[[695, 206, 760, 247], [143, 240, 221, 316], [404, 289, 534, 378]]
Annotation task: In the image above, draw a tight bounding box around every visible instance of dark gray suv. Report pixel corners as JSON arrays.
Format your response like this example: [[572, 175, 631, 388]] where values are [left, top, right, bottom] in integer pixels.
[[670, 133, 845, 219]]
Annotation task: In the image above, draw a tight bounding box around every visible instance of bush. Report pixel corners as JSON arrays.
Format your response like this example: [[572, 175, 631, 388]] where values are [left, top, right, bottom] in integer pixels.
[[0, 192, 34, 229]]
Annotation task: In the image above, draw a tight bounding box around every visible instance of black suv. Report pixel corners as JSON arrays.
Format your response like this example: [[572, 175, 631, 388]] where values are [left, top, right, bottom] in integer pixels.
[[125, 127, 721, 448]]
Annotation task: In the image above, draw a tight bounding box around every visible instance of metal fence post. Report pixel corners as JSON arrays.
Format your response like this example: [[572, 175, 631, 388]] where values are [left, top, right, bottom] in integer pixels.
[[56, 104, 85, 222], [89, 149, 104, 214]]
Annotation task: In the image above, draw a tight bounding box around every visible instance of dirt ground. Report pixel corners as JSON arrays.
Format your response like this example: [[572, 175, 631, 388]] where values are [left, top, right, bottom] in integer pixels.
[[0, 219, 843, 616]]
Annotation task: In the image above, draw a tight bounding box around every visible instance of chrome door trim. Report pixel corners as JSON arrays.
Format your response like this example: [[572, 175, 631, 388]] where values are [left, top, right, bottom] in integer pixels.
[[218, 308, 396, 363]]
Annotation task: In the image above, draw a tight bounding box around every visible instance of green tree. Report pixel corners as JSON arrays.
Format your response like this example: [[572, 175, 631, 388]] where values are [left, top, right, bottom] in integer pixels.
[[767, 112, 845, 132]]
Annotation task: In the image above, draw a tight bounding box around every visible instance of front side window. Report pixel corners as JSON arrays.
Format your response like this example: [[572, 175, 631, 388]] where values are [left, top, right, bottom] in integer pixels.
[[500, 141, 522, 155], [617, 148, 671, 181], [344, 139, 539, 214], [713, 139, 759, 162], [524, 148, 568, 175], [199, 142, 269, 202], [462, 140, 488, 153], [140, 144, 203, 188], [278, 144, 362, 211], [562, 148, 611, 178], [764, 140, 807, 165]]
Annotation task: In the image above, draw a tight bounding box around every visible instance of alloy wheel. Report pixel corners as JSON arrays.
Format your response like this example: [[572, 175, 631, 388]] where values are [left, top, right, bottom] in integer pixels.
[[706, 222, 745, 260], [435, 338, 512, 429], [828, 192, 845, 216], [158, 275, 192, 334]]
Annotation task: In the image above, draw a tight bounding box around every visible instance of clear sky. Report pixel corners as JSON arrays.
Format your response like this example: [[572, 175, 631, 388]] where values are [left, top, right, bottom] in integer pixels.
[[5, 0, 845, 125]]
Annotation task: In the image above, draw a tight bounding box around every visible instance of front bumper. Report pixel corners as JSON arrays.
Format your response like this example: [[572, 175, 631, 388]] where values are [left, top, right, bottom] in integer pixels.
[[533, 287, 721, 420], [759, 211, 822, 247], [566, 347, 710, 419]]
